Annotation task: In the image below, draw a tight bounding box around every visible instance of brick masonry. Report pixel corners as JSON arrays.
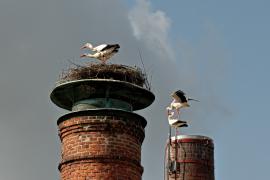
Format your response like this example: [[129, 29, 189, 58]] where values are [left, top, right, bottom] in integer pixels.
[[58, 112, 146, 180], [168, 137, 214, 180]]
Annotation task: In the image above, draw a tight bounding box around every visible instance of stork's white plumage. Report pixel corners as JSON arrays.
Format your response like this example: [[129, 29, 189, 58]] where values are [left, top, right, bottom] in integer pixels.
[[81, 43, 108, 52], [80, 50, 118, 63], [166, 90, 198, 126], [80, 42, 120, 63], [167, 90, 199, 111]]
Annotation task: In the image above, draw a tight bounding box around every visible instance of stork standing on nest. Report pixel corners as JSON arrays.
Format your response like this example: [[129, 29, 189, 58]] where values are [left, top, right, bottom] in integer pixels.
[[80, 42, 120, 63]]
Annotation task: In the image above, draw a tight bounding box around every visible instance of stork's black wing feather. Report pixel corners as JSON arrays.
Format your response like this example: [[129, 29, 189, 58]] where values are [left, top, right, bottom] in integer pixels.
[[179, 95, 187, 103], [101, 44, 120, 51], [174, 90, 187, 103], [175, 90, 185, 96]]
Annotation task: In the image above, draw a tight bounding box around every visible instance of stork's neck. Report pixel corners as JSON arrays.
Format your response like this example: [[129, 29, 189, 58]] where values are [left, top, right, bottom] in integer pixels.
[[83, 53, 96, 58], [86, 43, 94, 50]]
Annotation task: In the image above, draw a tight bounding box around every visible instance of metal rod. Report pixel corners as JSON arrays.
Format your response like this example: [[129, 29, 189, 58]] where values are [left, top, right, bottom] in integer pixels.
[[175, 128, 178, 180], [167, 126, 171, 180]]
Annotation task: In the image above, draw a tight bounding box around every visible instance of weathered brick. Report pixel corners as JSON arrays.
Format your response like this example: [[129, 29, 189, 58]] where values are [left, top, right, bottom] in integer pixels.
[[167, 136, 214, 180], [58, 114, 145, 180]]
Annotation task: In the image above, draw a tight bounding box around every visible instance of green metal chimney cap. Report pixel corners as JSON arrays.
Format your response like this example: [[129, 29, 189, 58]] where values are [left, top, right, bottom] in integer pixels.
[[50, 79, 155, 111]]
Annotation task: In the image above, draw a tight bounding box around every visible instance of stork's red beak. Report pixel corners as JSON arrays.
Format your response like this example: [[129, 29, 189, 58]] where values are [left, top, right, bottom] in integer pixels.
[[81, 45, 86, 49], [80, 54, 86, 58]]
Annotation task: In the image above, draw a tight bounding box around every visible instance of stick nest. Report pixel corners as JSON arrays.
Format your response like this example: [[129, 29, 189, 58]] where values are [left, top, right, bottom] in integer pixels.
[[58, 63, 149, 88]]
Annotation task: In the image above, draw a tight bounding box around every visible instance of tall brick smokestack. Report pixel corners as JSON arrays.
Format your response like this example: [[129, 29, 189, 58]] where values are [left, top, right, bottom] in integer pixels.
[[50, 64, 155, 179], [166, 135, 214, 180]]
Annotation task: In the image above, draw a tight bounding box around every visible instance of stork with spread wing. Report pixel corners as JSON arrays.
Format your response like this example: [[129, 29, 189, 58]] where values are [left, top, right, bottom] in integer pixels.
[[166, 90, 199, 128], [80, 42, 120, 63]]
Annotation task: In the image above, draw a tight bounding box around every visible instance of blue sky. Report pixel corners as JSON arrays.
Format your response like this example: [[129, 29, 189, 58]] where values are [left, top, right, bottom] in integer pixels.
[[126, 0, 270, 179], [0, 0, 269, 179]]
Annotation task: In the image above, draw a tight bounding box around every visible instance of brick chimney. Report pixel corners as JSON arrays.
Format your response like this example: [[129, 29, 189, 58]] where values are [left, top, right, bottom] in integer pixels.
[[50, 64, 155, 179], [166, 135, 214, 180]]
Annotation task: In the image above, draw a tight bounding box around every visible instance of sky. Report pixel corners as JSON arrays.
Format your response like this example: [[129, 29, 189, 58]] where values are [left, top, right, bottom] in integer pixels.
[[0, 0, 269, 179]]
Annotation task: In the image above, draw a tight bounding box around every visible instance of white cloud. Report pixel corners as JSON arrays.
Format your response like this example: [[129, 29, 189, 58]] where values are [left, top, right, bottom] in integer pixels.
[[128, 0, 175, 60]]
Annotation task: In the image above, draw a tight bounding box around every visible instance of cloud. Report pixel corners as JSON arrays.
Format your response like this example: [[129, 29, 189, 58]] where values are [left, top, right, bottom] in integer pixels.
[[128, 0, 175, 60]]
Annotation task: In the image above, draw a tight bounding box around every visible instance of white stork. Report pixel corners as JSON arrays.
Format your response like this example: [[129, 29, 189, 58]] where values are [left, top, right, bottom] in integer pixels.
[[167, 90, 199, 111], [166, 90, 199, 127], [80, 42, 120, 63]]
